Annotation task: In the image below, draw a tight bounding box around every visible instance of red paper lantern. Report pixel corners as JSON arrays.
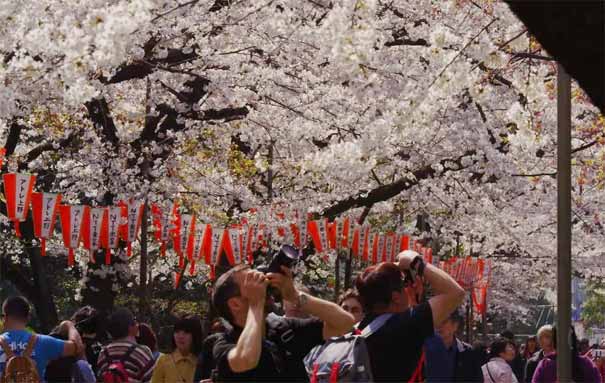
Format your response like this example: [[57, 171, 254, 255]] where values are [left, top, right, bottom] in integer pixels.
[[0, 148, 6, 169], [151, 202, 177, 257], [102, 206, 126, 265], [309, 219, 330, 253], [31, 192, 61, 256], [122, 199, 145, 257], [59, 205, 89, 266], [82, 207, 108, 264], [2, 173, 36, 237]]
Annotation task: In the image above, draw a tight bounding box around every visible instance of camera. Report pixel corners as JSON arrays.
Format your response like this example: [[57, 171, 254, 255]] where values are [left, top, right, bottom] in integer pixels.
[[258, 244, 303, 274]]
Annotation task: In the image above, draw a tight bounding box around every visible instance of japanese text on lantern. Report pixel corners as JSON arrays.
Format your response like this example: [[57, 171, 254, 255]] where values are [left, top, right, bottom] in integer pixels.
[[16, 179, 27, 215]]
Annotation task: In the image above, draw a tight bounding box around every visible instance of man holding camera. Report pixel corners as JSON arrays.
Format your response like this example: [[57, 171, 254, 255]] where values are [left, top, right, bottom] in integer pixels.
[[354, 250, 465, 381], [211, 263, 355, 381]]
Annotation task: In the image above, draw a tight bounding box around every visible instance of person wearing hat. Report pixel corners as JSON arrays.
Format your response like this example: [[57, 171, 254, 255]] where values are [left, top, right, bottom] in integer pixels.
[[424, 309, 484, 382]]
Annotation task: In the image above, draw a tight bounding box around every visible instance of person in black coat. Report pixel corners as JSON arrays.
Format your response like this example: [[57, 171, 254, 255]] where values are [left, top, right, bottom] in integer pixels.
[[424, 310, 484, 382]]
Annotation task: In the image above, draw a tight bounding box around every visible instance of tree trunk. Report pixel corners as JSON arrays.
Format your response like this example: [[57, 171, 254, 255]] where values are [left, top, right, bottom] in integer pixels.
[[344, 250, 353, 290], [27, 246, 58, 332], [21, 216, 58, 332], [334, 254, 341, 302]]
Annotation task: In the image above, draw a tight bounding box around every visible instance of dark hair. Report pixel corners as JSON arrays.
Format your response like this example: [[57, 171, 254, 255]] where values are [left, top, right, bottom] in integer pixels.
[[488, 337, 515, 359], [355, 263, 403, 313], [136, 323, 158, 352], [500, 329, 515, 341], [2, 296, 31, 322], [212, 264, 250, 323], [171, 315, 204, 355], [447, 309, 464, 325], [337, 289, 361, 306], [107, 307, 136, 340], [71, 306, 100, 335], [524, 335, 538, 358], [45, 330, 77, 382]]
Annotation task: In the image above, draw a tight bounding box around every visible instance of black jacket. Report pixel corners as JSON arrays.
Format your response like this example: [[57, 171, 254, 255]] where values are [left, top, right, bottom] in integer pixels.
[[524, 350, 545, 383], [453, 338, 485, 383], [426, 338, 484, 382]]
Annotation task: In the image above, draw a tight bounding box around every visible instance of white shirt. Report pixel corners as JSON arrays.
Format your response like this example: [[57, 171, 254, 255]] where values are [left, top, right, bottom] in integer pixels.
[[482, 357, 519, 383]]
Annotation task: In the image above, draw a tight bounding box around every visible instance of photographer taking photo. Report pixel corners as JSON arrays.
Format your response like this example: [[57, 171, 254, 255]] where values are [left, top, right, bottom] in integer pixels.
[[210, 258, 355, 382], [354, 250, 465, 381]]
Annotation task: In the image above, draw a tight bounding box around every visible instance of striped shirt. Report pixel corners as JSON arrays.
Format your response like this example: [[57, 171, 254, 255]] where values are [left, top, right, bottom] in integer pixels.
[[97, 341, 155, 383]]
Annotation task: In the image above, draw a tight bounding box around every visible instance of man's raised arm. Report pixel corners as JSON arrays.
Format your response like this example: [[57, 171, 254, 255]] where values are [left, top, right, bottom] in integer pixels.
[[60, 321, 84, 357], [397, 251, 465, 327], [227, 271, 267, 373], [268, 267, 355, 339]]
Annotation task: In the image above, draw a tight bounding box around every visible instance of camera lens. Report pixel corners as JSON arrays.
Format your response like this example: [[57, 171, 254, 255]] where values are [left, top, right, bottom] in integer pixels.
[[266, 245, 302, 274]]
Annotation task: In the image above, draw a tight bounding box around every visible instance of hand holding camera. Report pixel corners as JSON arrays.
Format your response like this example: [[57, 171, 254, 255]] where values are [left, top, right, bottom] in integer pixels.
[[241, 271, 269, 307], [266, 266, 298, 302]]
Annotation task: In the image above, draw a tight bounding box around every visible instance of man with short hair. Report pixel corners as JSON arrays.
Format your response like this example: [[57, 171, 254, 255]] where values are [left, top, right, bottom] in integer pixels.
[[424, 310, 484, 382], [0, 296, 84, 379], [96, 307, 155, 383], [524, 325, 554, 382], [354, 250, 465, 381], [211, 264, 355, 381]]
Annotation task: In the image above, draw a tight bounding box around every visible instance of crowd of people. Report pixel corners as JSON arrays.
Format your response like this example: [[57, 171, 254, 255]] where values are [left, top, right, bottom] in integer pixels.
[[0, 249, 604, 382]]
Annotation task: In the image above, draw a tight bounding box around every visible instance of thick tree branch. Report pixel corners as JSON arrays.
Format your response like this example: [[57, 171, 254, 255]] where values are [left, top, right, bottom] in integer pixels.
[[322, 150, 476, 218], [4, 120, 24, 156], [85, 98, 120, 146], [101, 47, 199, 84], [18, 132, 79, 171], [385, 38, 429, 47]]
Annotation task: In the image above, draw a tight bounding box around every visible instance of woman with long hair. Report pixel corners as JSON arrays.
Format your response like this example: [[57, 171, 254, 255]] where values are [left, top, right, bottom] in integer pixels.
[[524, 335, 539, 359], [151, 315, 204, 383], [482, 337, 519, 383], [532, 326, 601, 383]]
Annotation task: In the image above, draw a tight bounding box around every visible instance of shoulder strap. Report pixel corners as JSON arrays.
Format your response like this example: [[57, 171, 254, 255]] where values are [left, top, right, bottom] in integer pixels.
[[408, 351, 425, 383], [0, 337, 14, 359], [486, 362, 497, 383], [359, 313, 394, 338], [122, 343, 139, 361], [23, 334, 37, 358]]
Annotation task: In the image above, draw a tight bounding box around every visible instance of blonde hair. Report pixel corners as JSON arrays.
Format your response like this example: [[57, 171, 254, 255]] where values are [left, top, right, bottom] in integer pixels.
[[537, 324, 553, 339]]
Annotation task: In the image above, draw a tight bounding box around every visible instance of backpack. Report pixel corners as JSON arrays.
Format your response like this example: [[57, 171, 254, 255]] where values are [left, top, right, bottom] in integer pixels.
[[0, 334, 40, 383], [100, 344, 138, 383], [303, 314, 394, 383]]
